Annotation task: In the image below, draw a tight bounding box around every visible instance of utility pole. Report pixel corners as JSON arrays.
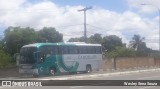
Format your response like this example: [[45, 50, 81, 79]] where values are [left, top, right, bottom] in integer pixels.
[[78, 6, 92, 43]]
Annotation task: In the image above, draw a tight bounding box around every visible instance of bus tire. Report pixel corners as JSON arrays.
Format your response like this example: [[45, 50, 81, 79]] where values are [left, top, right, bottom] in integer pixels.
[[49, 68, 56, 76], [33, 74, 39, 77], [69, 72, 77, 75], [86, 65, 92, 73]]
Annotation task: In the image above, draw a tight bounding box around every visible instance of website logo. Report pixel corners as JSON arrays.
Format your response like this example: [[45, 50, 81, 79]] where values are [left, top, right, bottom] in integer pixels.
[[2, 81, 12, 87]]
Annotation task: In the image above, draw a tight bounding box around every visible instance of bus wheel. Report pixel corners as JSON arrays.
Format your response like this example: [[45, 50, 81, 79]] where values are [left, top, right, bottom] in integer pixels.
[[50, 68, 56, 76], [86, 65, 92, 73], [33, 74, 39, 77]]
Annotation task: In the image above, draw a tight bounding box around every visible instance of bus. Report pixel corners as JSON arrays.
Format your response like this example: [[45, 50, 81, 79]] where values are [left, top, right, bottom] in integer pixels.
[[15, 42, 103, 77]]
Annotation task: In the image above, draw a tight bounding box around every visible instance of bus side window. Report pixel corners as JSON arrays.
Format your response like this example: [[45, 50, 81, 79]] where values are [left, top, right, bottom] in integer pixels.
[[50, 46, 58, 55], [42, 46, 52, 58], [58, 46, 62, 54], [95, 46, 102, 54], [46, 46, 50, 57], [69, 46, 78, 54], [59, 46, 69, 54], [78, 46, 87, 54], [39, 46, 47, 60], [78, 46, 82, 54], [87, 46, 96, 54]]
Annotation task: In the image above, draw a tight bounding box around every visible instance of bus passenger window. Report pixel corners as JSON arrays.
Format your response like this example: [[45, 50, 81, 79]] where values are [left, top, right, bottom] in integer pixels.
[[59, 46, 69, 54], [78, 46, 87, 54], [87, 46, 96, 54], [69, 46, 78, 54], [95, 46, 102, 54], [50, 46, 58, 55]]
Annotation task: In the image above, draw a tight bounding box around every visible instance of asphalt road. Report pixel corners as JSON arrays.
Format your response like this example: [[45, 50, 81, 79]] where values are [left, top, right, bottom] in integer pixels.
[[81, 70, 160, 80], [1, 70, 160, 89]]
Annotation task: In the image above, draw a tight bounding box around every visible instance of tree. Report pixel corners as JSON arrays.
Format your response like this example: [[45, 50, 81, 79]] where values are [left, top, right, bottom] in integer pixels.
[[68, 36, 86, 42], [129, 35, 147, 51], [0, 48, 12, 68], [102, 35, 123, 51], [68, 38, 81, 42], [68, 34, 123, 51], [3, 27, 63, 55], [129, 34, 151, 56], [0, 40, 2, 48], [88, 33, 102, 44], [4, 26, 37, 55], [37, 27, 63, 43], [68, 34, 102, 43], [105, 47, 136, 58]]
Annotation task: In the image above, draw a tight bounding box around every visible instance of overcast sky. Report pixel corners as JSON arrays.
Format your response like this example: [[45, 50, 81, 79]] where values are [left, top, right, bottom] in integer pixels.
[[0, 0, 160, 50]]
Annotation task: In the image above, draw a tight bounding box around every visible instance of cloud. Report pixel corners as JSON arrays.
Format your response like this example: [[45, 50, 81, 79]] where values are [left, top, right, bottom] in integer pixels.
[[0, 0, 159, 50], [128, 0, 160, 13], [0, 0, 26, 9], [127, 0, 160, 49]]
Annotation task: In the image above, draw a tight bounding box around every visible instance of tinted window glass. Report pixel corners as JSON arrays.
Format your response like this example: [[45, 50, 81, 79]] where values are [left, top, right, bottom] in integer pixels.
[[68, 46, 78, 54], [39, 46, 47, 60], [49, 46, 58, 55], [78, 46, 87, 54], [87, 46, 96, 54], [59, 46, 69, 54], [95, 46, 102, 54], [39, 45, 58, 60], [20, 47, 37, 64]]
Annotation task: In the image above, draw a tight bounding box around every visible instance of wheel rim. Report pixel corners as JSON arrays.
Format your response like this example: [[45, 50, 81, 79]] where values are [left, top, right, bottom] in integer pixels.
[[33, 74, 38, 77], [50, 69, 55, 75], [87, 66, 91, 73]]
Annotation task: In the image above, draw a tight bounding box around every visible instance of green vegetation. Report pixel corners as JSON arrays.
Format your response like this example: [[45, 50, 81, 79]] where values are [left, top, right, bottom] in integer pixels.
[[0, 26, 63, 68], [69, 34, 153, 59], [105, 47, 136, 58], [2, 26, 63, 55], [0, 26, 158, 68], [0, 45, 13, 68]]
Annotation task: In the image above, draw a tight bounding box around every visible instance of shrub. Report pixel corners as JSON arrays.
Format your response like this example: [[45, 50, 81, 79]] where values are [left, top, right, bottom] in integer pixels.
[[0, 49, 13, 68], [104, 47, 136, 58]]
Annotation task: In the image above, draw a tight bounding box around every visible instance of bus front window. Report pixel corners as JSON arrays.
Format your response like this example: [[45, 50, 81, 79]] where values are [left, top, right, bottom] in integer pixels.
[[20, 47, 37, 64]]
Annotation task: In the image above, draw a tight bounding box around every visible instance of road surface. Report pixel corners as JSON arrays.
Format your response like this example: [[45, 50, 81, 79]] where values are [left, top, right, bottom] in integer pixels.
[[1, 70, 160, 89]]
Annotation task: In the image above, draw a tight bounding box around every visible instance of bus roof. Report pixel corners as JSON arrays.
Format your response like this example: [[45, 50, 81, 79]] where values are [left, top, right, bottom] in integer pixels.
[[22, 42, 101, 48]]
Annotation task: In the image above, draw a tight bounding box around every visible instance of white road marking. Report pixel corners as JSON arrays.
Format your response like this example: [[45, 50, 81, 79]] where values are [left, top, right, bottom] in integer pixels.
[[139, 86, 156, 89]]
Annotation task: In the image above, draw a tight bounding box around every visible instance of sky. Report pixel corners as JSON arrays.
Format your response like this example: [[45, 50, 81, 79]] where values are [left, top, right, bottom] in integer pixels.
[[0, 0, 160, 50]]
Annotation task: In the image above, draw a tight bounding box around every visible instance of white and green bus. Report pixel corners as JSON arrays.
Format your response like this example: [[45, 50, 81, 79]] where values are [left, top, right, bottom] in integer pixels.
[[15, 42, 102, 76]]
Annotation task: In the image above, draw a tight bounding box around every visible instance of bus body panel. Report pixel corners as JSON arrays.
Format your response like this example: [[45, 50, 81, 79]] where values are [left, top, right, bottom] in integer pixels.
[[18, 42, 103, 76], [62, 54, 102, 72]]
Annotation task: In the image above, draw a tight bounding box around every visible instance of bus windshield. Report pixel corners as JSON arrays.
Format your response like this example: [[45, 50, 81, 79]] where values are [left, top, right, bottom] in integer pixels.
[[20, 47, 37, 64]]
